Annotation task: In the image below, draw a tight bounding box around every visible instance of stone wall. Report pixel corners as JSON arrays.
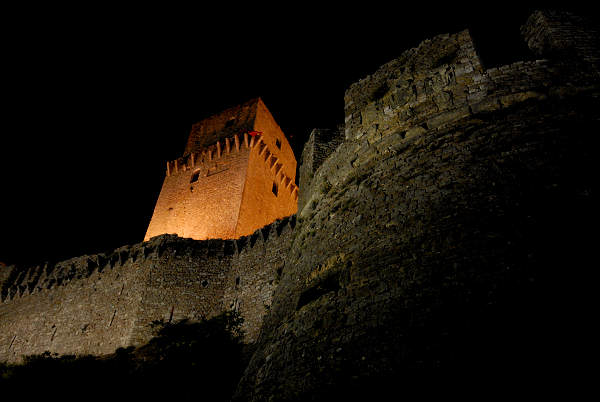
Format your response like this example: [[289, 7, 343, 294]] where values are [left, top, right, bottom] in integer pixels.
[[1, 217, 297, 363], [343, 30, 484, 143], [233, 11, 600, 400], [521, 10, 599, 68], [0, 263, 14, 292], [1, 9, 597, 399], [0, 243, 152, 362], [298, 128, 345, 213], [0, 236, 233, 361], [224, 216, 296, 342], [127, 236, 236, 346]]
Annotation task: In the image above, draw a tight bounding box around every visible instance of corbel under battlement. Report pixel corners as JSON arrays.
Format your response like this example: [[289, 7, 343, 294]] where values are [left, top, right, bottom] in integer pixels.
[[163, 133, 299, 201], [166, 133, 252, 177], [251, 137, 299, 201]]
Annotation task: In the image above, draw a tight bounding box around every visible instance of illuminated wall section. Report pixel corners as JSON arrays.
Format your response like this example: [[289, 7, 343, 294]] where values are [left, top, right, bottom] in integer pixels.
[[234, 100, 297, 237], [145, 98, 298, 241]]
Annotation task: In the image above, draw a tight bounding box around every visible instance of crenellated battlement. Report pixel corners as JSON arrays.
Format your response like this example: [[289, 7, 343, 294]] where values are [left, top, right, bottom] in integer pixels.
[[5, 11, 596, 390], [1, 241, 154, 304], [164, 132, 299, 202], [341, 13, 599, 173], [0, 213, 297, 362], [0, 10, 598, 393], [166, 132, 249, 177], [145, 98, 297, 242], [251, 136, 299, 201], [1, 215, 297, 306]]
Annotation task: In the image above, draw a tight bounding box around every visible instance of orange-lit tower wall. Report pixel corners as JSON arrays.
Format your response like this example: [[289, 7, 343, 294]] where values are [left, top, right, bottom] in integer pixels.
[[144, 98, 298, 241]]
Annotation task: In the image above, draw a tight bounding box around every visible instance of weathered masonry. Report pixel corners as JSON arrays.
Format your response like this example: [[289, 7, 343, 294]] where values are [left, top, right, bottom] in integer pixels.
[[234, 10, 600, 401], [0, 217, 296, 363], [1, 11, 598, 400]]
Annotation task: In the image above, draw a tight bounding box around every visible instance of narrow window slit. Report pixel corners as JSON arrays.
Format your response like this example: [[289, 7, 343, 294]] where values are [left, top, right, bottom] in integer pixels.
[[190, 170, 201, 183]]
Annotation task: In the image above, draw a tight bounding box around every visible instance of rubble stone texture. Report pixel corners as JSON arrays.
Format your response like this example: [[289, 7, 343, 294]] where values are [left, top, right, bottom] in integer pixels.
[[0, 218, 295, 362], [0, 9, 598, 400], [233, 10, 599, 400]]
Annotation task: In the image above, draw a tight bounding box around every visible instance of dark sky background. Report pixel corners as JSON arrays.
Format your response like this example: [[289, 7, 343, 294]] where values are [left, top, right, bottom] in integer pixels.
[[1, 3, 598, 266]]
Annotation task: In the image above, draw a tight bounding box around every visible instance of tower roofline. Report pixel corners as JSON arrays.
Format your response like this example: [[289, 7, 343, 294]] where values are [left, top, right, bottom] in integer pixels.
[[184, 97, 272, 156]]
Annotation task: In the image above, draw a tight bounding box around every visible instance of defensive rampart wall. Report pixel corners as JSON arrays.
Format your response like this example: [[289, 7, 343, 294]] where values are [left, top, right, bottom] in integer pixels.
[[1, 216, 296, 363], [0, 243, 153, 362], [224, 216, 296, 342], [1, 10, 598, 399], [233, 11, 600, 401]]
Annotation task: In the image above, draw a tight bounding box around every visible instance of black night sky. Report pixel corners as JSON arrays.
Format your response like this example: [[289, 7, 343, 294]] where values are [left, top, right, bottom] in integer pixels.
[[1, 3, 598, 266]]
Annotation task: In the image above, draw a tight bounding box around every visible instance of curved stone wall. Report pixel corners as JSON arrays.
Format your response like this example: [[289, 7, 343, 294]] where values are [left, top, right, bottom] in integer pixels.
[[234, 12, 599, 400]]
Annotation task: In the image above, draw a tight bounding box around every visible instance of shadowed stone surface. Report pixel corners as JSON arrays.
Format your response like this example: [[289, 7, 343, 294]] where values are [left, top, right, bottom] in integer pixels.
[[233, 10, 599, 400], [0, 9, 598, 400]]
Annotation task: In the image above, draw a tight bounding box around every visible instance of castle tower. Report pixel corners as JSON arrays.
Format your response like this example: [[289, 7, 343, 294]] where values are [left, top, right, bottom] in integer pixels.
[[144, 98, 298, 241]]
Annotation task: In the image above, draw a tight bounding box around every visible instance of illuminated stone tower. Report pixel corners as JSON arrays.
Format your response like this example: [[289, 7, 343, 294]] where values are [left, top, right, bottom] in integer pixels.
[[145, 98, 298, 241]]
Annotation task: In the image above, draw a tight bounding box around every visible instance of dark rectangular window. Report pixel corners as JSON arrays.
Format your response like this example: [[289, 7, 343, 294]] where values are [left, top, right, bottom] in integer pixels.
[[275, 139, 282, 149], [272, 182, 278, 196]]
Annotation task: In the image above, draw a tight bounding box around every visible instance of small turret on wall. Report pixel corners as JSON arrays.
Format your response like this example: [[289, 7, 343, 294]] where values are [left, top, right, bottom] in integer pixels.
[[298, 127, 345, 214], [521, 10, 600, 68]]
